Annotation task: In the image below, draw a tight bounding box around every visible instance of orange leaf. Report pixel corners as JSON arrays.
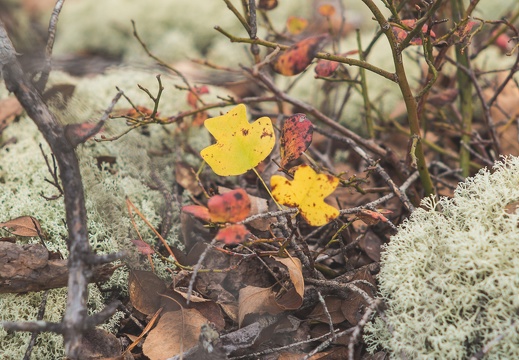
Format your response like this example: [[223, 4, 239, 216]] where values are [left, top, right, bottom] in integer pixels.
[[0, 216, 42, 237], [280, 114, 313, 168], [318, 4, 336, 17], [272, 34, 328, 76], [200, 104, 275, 176], [258, 0, 278, 10], [286, 16, 308, 35], [215, 224, 250, 245], [271, 165, 339, 226], [208, 188, 251, 223]]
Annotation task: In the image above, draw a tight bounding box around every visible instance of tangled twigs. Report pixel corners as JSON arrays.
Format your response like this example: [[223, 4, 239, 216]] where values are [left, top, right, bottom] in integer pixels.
[[0, 21, 124, 358]]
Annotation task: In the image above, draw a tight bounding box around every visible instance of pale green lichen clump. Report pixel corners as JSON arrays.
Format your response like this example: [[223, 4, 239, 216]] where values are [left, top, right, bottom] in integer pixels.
[[364, 156, 519, 359], [0, 67, 229, 358]]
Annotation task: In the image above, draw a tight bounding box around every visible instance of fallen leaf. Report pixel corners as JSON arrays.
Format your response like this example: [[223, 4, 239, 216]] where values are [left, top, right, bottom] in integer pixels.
[[182, 188, 251, 224], [77, 328, 124, 359], [0, 97, 22, 134], [175, 161, 203, 196], [238, 285, 283, 327], [219, 186, 274, 231], [65, 122, 101, 145], [271, 165, 339, 226], [274, 256, 304, 310], [341, 270, 376, 325], [359, 231, 383, 262], [128, 270, 166, 316], [142, 309, 208, 359], [308, 296, 346, 324], [182, 205, 211, 222], [286, 16, 308, 35], [280, 113, 314, 168], [272, 35, 328, 76], [215, 224, 250, 245], [0, 216, 42, 237], [200, 104, 275, 176], [131, 239, 155, 255], [208, 188, 251, 223]]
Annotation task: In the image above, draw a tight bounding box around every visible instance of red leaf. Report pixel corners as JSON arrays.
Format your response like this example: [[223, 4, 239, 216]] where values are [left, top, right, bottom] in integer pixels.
[[272, 35, 328, 76], [356, 209, 392, 225], [393, 19, 436, 46], [131, 239, 155, 255], [215, 224, 250, 245], [208, 188, 251, 223], [182, 205, 211, 222], [314, 59, 340, 77], [280, 114, 314, 167]]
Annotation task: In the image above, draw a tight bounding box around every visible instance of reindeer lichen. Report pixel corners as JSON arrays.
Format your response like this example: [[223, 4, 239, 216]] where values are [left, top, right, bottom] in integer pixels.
[[365, 156, 519, 359]]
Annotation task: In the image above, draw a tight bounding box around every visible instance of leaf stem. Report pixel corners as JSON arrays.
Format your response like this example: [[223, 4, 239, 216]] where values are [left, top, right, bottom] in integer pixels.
[[253, 167, 283, 210], [452, 0, 474, 178], [361, 0, 435, 196]]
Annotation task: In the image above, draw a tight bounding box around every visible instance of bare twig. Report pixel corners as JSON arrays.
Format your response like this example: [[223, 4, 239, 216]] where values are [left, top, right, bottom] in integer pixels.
[[0, 22, 124, 357], [23, 291, 49, 360], [35, 0, 65, 92], [469, 321, 518, 360], [348, 299, 381, 360]]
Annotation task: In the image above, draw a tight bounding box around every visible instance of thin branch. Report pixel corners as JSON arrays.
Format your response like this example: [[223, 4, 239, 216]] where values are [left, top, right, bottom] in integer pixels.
[[36, 0, 65, 92]]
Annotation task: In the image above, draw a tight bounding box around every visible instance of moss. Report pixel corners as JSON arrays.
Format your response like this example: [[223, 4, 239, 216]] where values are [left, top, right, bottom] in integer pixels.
[[364, 156, 519, 359]]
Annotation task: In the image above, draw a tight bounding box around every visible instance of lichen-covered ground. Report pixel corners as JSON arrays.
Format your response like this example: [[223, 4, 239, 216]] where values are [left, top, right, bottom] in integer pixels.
[[1, 1, 519, 359]]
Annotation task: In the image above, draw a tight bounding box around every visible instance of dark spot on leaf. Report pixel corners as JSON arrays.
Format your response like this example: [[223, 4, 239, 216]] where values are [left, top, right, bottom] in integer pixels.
[[241, 129, 249, 136]]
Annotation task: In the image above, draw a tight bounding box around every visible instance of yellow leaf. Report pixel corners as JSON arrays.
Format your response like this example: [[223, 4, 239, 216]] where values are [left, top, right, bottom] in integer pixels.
[[200, 104, 275, 176], [271, 165, 339, 226]]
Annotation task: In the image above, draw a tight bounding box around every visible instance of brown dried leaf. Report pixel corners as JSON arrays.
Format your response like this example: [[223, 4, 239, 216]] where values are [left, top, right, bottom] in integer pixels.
[[359, 231, 383, 262], [128, 270, 166, 316], [77, 328, 124, 360], [341, 270, 376, 325], [505, 200, 519, 214], [175, 161, 203, 196], [142, 309, 208, 359], [0, 216, 42, 237], [0, 97, 22, 134], [238, 286, 283, 327], [308, 296, 346, 324], [274, 257, 304, 310]]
